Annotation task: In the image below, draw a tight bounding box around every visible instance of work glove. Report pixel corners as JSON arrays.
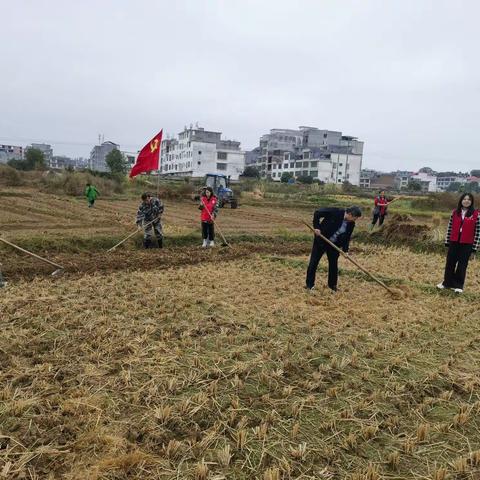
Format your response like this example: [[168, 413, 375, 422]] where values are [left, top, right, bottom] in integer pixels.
[[198, 205, 204, 210]]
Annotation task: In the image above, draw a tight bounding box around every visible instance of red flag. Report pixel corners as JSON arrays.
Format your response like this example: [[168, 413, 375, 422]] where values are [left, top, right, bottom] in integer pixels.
[[129, 130, 163, 178]]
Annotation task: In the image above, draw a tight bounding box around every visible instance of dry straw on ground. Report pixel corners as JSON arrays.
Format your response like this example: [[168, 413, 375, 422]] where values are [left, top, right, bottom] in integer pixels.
[[2, 250, 480, 478]]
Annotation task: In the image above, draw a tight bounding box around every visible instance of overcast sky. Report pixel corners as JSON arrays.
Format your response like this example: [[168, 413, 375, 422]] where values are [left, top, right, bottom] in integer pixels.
[[1, 0, 479, 172]]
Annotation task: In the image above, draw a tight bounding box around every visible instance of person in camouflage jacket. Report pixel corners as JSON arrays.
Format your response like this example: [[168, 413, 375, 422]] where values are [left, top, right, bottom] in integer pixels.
[[136, 192, 164, 248]]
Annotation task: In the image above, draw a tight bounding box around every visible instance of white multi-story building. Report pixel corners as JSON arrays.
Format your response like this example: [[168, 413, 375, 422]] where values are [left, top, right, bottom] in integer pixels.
[[436, 175, 468, 191], [89, 141, 119, 172], [160, 126, 245, 180], [26, 143, 53, 168], [0, 144, 23, 164], [252, 126, 364, 185], [410, 172, 438, 192], [267, 147, 362, 185], [122, 150, 138, 170], [394, 171, 413, 190]]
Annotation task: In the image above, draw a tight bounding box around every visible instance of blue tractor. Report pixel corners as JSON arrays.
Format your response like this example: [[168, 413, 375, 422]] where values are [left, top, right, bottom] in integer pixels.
[[204, 173, 238, 208]]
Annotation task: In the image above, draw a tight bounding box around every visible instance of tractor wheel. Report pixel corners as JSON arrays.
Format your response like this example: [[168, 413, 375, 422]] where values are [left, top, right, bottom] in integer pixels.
[[230, 199, 238, 209], [218, 199, 224, 208]]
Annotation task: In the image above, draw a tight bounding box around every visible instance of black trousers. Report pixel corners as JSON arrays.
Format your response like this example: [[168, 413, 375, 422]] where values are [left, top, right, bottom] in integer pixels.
[[201, 221, 215, 240], [306, 238, 340, 289], [372, 213, 385, 226], [443, 242, 472, 289]]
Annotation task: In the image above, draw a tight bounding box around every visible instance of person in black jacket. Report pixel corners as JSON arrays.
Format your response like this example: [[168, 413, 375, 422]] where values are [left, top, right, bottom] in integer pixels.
[[306, 206, 362, 291]]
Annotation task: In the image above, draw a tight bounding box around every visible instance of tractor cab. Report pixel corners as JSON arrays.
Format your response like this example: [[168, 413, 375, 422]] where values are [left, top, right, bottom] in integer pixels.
[[204, 173, 238, 208]]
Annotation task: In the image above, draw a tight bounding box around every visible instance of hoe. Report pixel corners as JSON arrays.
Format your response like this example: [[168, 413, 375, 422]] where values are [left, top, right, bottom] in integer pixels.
[[0, 237, 65, 277]]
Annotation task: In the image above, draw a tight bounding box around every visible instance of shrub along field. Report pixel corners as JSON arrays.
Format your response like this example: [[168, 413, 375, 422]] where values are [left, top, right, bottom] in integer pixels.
[[1, 182, 479, 479]]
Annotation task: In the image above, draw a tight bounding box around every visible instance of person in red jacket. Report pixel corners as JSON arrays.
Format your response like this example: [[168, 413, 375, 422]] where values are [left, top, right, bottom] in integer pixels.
[[437, 193, 479, 293], [370, 190, 390, 229], [198, 187, 218, 247]]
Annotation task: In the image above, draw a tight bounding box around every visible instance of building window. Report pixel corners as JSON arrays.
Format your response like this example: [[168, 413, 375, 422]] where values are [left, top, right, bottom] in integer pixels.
[[198, 151, 202, 155], [217, 152, 227, 160], [310, 170, 318, 178], [310, 161, 317, 168], [339, 163, 343, 166], [303, 161, 309, 168], [303, 152, 310, 160], [198, 161, 201, 165], [284, 163, 288, 169], [290, 162, 294, 168], [217, 163, 227, 170]]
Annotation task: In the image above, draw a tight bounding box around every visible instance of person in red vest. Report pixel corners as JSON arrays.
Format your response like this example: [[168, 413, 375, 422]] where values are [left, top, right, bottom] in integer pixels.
[[370, 190, 390, 229], [198, 187, 218, 247], [437, 193, 479, 293]]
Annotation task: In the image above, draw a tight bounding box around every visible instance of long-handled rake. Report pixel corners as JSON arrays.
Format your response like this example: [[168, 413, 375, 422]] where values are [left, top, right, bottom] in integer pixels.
[[107, 217, 160, 252], [0, 237, 65, 277], [302, 221, 395, 295], [370, 196, 403, 231], [205, 207, 230, 247]]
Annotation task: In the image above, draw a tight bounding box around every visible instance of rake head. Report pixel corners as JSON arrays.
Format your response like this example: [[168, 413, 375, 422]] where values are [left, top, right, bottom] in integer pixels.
[[51, 269, 65, 277]]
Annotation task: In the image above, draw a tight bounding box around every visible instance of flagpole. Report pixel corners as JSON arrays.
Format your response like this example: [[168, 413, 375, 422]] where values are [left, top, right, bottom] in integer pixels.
[[156, 139, 161, 198]]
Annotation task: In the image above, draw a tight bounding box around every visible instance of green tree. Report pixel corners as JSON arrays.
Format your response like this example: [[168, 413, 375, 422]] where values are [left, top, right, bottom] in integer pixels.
[[105, 149, 127, 175], [342, 181, 359, 193], [280, 172, 294, 183], [8, 148, 46, 171], [25, 148, 46, 170], [242, 166, 260, 178], [297, 175, 313, 184], [464, 181, 480, 193], [407, 179, 422, 191], [446, 182, 463, 193]]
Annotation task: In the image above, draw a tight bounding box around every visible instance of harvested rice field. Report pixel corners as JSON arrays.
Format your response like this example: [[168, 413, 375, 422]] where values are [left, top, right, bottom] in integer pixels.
[[1, 187, 480, 479], [2, 249, 480, 479]]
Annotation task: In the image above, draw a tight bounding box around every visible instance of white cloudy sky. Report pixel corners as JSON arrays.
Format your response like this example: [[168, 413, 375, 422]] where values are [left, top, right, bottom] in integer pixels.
[[1, 0, 479, 172]]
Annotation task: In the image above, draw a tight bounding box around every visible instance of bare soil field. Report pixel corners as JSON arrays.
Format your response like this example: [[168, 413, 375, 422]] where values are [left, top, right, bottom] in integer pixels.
[[0, 187, 436, 242], [0, 188, 315, 240]]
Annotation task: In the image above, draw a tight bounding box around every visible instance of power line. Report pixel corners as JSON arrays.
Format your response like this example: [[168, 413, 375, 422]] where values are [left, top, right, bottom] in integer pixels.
[[0, 136, 140, 150]]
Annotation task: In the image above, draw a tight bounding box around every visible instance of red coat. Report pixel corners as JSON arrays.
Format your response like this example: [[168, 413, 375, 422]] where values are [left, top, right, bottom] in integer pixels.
[[447, 209, 479, 245], [374, 196, 389, 215], [200, 195, 217, 222]]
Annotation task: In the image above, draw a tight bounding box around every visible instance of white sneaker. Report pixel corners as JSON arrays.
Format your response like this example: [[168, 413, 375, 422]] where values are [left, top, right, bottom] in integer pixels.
[[436, 283, 445, 290], [453, 288, 463, 293], [202, 239, 207, 248], [209, 241, 215, 247]]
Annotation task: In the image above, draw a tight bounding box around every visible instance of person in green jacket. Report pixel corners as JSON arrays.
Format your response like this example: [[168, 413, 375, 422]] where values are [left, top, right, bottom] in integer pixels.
[[85, 183, 99, 208]]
